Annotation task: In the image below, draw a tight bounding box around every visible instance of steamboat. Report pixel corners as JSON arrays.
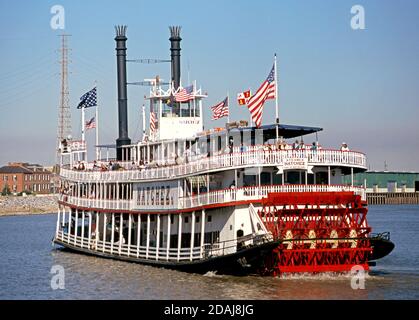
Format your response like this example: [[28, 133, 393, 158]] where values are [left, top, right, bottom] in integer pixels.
[[53, 26, 394, 276]]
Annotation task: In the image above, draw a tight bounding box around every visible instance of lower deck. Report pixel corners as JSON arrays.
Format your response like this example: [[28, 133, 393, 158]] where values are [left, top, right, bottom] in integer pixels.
[[54, 203, 271, 264]]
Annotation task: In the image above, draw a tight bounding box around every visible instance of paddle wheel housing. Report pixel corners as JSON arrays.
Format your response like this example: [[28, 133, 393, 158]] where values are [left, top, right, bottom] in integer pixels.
[[258, 192, 372, 276]]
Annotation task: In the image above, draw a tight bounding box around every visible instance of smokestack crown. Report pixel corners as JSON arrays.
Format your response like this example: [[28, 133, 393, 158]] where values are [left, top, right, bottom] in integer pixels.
[[115, 25, 127, 39], [169, 26, 182, 40]]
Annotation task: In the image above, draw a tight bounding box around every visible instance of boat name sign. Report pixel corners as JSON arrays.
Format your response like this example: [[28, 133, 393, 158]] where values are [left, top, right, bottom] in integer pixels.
[[276, 157, 313, 173]]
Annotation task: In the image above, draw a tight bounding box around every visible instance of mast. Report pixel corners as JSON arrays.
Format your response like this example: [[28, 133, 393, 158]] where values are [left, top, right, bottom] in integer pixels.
[[142, 104, 146, 140], [274, 53, 279, 141], [95, 82, 99, 160]]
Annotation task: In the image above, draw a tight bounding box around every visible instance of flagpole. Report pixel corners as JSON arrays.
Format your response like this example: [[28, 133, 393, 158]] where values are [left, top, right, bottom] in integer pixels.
[[227, 91, 230, 123], [142, 104, 146, 140], [249, 108, 252, 126], [81, 106, 86, 143], [95, 82, 99, 160], [274, 53, 279, 141], [193, 80, 197, 118]]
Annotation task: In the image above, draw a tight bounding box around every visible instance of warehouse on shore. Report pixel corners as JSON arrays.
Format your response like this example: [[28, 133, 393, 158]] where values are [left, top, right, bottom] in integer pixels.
[[344, 171, 419, 193], [343, 171, 419, 205]]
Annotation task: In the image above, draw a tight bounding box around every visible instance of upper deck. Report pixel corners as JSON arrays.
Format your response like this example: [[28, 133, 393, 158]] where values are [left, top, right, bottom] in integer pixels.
[[60, 146, 366, 183]]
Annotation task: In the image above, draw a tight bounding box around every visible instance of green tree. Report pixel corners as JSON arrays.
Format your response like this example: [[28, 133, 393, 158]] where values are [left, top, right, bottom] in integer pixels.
[[1, 184, 11, 196]]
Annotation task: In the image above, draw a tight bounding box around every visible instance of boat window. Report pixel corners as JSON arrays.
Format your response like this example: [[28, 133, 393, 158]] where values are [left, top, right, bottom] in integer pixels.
[[285, 171, 300, 184], [315, 172, 328, 185], [243, 174, 256, 187], [261, 172, 271, 185], [273, 173, 282, 185]]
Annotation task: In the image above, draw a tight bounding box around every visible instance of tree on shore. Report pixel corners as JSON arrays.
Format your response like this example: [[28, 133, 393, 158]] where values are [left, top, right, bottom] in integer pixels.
[[1, 185, 11, 196]]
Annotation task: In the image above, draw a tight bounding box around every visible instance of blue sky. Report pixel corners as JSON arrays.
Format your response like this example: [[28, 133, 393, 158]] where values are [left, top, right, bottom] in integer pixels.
[[0, 0, 418, 170]]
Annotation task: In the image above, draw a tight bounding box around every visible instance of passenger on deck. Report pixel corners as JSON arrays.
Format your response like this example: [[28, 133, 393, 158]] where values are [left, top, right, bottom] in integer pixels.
[[311, 142, 317, 150], [264, 144, 273, 152], [276, 139, 286, 150], [139, 160, 146, 170], [184, 147, 191, 163], [340, 142, 349, 151], [128, 161, 136, 170], [76, 161, 85, 170], [293, 139, 300, 149], [228, 143, 233, 154], [174, 154, 181, 165], [113, 162, 122, 170], [93, 160, 100, 170]]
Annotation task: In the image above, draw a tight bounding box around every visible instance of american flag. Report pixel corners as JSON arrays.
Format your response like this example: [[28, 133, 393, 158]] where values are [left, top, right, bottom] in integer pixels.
[[85, 117, 96, 130], [247, 64, 276, 128], [174, 85, 194, 102], [77, 87, 97, 109], [150, 112, 157, 134], [211, 97, 229, 120]]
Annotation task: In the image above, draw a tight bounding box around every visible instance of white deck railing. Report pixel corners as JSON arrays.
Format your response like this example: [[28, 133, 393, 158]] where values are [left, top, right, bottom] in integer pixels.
[[179, 184, 366, 209], [56, 231, 203, 261], [59, 195, 132, 210], [60, 149, 366, 183], [59, 184, 366, 211], [55, 231, 271, 262]]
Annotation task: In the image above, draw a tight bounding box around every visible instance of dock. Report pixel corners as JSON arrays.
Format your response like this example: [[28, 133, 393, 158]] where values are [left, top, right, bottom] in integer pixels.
[[367, 192, 419, 205]]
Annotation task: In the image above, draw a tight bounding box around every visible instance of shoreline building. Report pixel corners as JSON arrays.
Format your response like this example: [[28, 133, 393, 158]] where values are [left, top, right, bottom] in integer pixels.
[[0, 162, 53, 195], [344, 171, 419, 205], [344, 171, 419, 193]]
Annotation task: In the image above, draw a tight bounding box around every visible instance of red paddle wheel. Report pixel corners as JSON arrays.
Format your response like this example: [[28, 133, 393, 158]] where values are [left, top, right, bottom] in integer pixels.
[[258, 192, 372, 276]]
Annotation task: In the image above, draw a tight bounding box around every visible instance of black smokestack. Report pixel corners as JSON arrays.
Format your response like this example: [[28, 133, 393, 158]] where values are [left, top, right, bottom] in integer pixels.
[[115, 25, 131, 160], [169, 26, 182, 90]]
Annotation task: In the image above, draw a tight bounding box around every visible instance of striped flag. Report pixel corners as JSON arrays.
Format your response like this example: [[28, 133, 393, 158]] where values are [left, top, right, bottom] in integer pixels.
[[150, 112, 157, 134], [175, 85, 194, 102], [237, 90, 251, 105], [247, 64, 276, 128], [211, 97, 229, 120], [85, 117, 96, 130]]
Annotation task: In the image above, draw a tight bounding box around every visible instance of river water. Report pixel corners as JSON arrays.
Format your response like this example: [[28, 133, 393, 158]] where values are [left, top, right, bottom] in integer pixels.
[[0, 205, 418, 300]]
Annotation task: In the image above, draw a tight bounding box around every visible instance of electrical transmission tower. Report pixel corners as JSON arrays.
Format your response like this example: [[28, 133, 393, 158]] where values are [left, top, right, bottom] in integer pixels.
[[56, 34, 72, 163]]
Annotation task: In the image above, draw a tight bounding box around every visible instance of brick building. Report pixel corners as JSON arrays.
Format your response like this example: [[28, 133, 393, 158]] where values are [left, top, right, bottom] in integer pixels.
[[0, 162, 53, 195]]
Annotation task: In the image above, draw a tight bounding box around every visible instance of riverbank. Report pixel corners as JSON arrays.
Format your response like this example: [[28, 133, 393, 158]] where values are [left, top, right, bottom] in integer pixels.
[[0, 195, 58, 216]]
